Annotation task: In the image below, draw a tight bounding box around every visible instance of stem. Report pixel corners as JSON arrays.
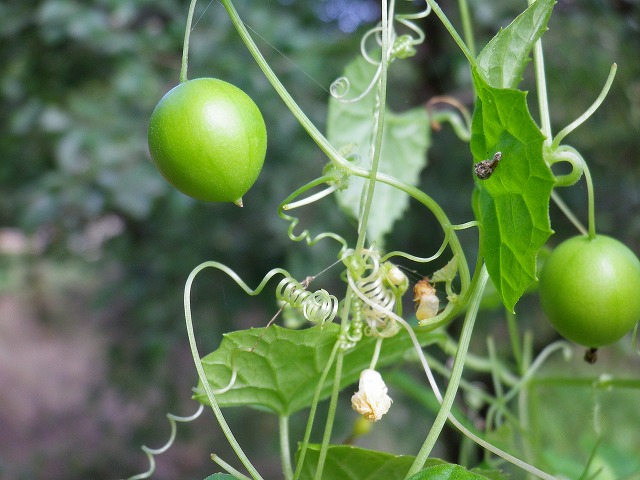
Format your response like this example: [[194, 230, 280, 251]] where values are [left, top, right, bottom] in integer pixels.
[[550, 191, 588, 236], [457, 0, 476, 57], [551, 64, 618, 150], [219, 0, 347, 170], [279, 416, 293, 480], [355, 0, 390, 253], [221, 0, 473, 303], [180, 0, 199, 83], [506, 310, 524, 375], [211, 455, 252, 480], [369, 337, 384, 369], [292, 341, 340, 480], [583, 162, 597, 239], [407, 264, 489, 475], [184, 267, 264, 480], [528, 0, 551, 141], [313, 350, 344, 480], [424, 0, 475, 64]]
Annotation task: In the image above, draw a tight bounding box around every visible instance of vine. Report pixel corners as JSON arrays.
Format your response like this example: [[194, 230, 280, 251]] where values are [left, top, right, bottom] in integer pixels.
[[125, 0, 639, 479]]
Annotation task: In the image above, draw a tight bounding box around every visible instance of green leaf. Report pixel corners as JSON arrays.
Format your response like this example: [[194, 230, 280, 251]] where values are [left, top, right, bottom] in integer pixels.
[[471, 71, 555, 312], [203, 475, 236, 480], [296, 444, 444, 480], [407, 463, 501, 480], [472, 0, 556, 312], [476, 0, 556, 89], [327, 55, 431, 246], [194, 324, 442, 416]]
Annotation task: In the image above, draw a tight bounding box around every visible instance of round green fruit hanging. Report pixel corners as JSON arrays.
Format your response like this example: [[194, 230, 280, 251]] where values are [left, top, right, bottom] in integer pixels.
[[148, 78, 267, 205], [538, 235, 640, 347]]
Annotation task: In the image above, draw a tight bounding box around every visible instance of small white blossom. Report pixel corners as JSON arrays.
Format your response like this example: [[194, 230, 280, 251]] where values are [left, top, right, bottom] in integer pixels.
[[351, 369, 392, 422]]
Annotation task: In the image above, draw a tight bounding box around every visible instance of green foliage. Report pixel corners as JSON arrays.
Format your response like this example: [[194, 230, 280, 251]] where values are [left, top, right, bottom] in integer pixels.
[[293, 445, 507, 480], [296, 444, 443, 480], [406, 464, 503, 480], [327, 56, 431, 245], [195, 324, 441, 415], [475, 0, 555, 89], [470, 0, 556, 312], [4, 0, 640, 479]]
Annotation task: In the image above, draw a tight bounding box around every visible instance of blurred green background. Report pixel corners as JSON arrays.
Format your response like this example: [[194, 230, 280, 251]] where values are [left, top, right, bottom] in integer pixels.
[[1, 0, 639, 479]]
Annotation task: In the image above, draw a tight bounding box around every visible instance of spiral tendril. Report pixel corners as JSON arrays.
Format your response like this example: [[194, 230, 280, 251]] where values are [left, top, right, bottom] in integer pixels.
[[330, 1, 432, 104], [276, 276, 338, 327], [340, 299, 364, 350], [345, 249, 407, 338], [124, 404, 204, 480]]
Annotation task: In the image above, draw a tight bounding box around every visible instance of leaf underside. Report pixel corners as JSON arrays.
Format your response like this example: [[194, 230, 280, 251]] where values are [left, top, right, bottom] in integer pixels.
[[327, 56, 431, 246]]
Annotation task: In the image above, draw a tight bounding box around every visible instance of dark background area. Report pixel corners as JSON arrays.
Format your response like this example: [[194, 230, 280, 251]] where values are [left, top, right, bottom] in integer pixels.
[[1, 0, 639, 479]]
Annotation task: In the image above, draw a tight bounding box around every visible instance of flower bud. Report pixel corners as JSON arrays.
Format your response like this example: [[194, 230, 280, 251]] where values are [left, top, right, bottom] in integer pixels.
[[351, 369, 392, 422]]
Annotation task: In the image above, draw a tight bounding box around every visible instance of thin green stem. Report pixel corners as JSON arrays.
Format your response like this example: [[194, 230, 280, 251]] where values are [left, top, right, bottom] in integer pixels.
[[518, 380, 535, 479], [550, 191, 588, 236], [407, 265, 489, 475], [424, 0, 475, 64], [369, 337, 384, 370], [457, 0, 476, 58], [279, 416, 293, 480], [551, 64, 617, 150], [438, 334, 521, 387], [531, 376, 640, 389], [211, 455, 252, 480], [506, 310, 524, 375], [219, 0, 346, 169], [583, 162, 597, 239], [314, 349, 344, 480], [184, 265, 264, 480], [221, 0, 472, 304], [355, 0, 390, 253], [180, 0, 199, 83], [528, 0, 552, 141], [292, 341, 340, 480]]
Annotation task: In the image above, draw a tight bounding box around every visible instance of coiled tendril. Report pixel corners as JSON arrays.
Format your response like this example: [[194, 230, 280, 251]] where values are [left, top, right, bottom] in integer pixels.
[[276, 276, 339, 327], [330, 0, 432, 103], [345, 248, 408, 338], [124, 404, 204, 480]]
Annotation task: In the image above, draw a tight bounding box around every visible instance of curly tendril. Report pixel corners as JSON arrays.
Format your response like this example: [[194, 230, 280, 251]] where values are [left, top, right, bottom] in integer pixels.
[[343, 248, 408, 338], [277, 174, 349, 254], [340, 299, 364, 350], [329, 0, 432, 103], [276, 276, 339, 327], [124, 404, 204, 480], [485, 340, 572, 431]]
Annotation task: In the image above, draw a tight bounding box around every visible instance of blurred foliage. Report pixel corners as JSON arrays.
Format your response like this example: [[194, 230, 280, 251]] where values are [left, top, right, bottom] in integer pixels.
[[1, 0, 639, 479]]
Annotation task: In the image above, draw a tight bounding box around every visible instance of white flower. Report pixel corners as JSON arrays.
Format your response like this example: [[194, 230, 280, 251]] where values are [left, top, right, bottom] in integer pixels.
[[351, 369, 392, 422]]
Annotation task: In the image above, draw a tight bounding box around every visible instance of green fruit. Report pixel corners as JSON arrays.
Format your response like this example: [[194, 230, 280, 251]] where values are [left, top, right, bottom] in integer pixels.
[[539, 234, 640, 347], [148, 78, 267, 205]]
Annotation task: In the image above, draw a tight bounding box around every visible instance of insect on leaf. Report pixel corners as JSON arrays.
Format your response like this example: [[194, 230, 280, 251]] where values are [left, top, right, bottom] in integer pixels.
[[470, 0, 556, 312]]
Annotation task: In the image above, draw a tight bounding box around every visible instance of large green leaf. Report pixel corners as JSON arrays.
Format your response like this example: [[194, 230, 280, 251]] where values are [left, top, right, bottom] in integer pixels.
[[296, 444, 443, 480], [471, 72, 554, 312], [194, 324, 442, 416], [476, 0, 556, 89], [407, 464, 504, 480], [471, 0, 556, 312], [327, 56, 431, 246]]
